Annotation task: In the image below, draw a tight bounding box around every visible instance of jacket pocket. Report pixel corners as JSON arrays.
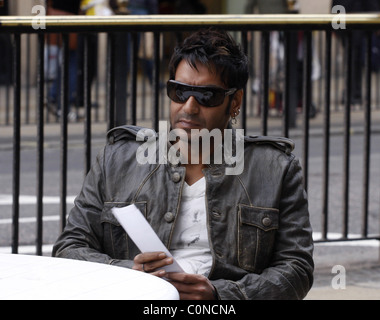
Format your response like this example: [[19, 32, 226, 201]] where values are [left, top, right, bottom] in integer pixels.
[[101, 202, 147, 260], [238, 204, 279, 273]]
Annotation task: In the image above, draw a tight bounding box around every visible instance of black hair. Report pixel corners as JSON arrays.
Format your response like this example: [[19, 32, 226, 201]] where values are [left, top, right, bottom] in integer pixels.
[[169, 28, 249, 90]]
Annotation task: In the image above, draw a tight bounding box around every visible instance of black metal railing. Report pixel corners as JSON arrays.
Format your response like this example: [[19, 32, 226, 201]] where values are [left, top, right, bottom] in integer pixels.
[[1, 14, 380, 255]]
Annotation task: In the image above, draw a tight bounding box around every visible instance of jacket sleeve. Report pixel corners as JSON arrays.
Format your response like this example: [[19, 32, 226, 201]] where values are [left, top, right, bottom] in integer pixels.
[[52, 146, 134, 269], [211, 157, 314, 300]]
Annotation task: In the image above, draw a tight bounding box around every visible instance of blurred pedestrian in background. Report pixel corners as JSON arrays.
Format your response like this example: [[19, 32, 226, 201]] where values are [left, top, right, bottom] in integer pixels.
[[46, 0, 81, 120], [332, 0, 380, 107], [245, 0, 318, 122]]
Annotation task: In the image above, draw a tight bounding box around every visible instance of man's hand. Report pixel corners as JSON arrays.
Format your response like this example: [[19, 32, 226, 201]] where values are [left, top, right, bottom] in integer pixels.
[[166, 273, 217, 300], [132, 252, 173, 277]]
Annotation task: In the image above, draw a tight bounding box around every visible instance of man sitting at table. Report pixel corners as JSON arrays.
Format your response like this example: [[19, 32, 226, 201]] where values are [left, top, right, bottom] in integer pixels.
[[53, 28, 314, 300]]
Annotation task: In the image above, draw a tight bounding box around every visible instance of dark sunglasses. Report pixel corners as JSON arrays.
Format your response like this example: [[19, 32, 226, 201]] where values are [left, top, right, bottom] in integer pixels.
[[167, 80, 237, 107]]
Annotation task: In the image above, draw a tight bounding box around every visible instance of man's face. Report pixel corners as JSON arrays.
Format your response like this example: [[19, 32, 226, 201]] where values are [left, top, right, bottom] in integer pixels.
[[169, 60, 242, 135]]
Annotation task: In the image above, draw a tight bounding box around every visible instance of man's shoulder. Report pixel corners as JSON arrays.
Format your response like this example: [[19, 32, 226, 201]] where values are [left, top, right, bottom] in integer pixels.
[[107, 125, 157, 145], [244, 135, 295, 155], [106, 126, 295, 155]]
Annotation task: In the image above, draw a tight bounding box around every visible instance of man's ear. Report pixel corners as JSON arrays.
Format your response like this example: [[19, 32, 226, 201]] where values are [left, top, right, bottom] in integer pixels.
[[231, 89, 244, 115]]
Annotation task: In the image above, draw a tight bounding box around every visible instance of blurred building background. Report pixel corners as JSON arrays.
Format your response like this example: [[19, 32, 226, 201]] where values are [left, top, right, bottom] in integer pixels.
[[5, 0, 332, 15]]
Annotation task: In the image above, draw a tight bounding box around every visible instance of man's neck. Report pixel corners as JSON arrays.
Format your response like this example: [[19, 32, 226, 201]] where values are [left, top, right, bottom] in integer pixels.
[[183, 163, 206, 186]]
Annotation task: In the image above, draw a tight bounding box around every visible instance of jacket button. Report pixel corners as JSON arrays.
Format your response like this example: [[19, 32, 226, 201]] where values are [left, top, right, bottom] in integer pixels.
[[172, 172, 181, 183], [164, 212, 175, 223], [262, 217, 272, 227]]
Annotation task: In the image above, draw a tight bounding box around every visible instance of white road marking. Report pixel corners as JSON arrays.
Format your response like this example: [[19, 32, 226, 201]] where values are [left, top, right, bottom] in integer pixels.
[[0, 215, 61, 225], [0, 194, 74, 224], [313, 232, 379, 247], [0, 194, 76, 206]]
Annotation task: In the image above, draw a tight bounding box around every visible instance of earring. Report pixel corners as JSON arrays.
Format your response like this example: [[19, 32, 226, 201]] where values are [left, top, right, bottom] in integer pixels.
[[231, 112, 238, 125]]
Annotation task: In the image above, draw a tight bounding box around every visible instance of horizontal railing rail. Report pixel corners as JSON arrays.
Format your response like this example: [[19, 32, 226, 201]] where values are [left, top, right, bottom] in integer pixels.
[[1, 14, 380, 30], [1, 14, 380, 255]]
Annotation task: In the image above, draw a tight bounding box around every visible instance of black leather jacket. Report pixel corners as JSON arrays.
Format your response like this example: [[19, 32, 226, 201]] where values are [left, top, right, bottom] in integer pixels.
[[52, 125, 314, 300]]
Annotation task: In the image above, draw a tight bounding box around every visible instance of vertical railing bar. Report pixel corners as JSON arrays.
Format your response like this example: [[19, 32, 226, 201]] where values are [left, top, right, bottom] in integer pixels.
[[317, 31, 323, 113], [36, 34, 45, 256], [246, 31, 252, 118], [45, 35, 51, 124], [249, 31, 255, 118], [141, 32, 147, 121], [60, 33, 69, 232], [342, 31, 352, 239], [95, 34, 100, 123], [94, 72, 99, 122], [131, 32, 138, 125], [84, 33, 92, 176], [376, 72, 380, 110], [54, 40, 60, 124], [159, 34, 165, 120], [44, 37, 49, 124], [362, 31, 372, 237], [333, 35, 341, 111], [283, 31, 290, 138], [302, 31, 312, 192], [377, 71, 380, 110], [260, 31, 270, 136], [94, 77, 99, 122], [322, 30, 332, 240], [160, 34, 167, 120], [0, 83, 2, 125], [153, 31, 160, 132], [106, 33, 116, 131], [6, 75, 11, 125], [241, 31, 248, 132], [25, 34, 31, 124], [11, 33, 21, 254], [103, 33, 108, 123]]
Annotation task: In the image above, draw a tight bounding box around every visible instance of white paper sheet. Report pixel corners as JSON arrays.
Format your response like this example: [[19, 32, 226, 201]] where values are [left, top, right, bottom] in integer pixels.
[[112, 204, 184, 273]]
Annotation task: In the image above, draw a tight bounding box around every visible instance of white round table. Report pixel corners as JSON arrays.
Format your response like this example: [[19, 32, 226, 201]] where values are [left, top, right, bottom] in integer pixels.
[[0, 253, 179, 300]]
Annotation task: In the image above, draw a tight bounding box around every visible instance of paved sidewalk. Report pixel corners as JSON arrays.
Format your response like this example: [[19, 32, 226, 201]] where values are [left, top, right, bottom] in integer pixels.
[[306, 241, 380, 300], [1, 108, 380, 148], [306, 264, 380, 300]]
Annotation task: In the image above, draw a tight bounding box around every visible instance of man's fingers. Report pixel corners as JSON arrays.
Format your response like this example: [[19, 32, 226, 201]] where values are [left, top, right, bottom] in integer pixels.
[[133, 252, 173, 274], [166, 273, 217, 300], [133, 252, 167, 264], [150, 269, 167, 278], [166, 272, 197, 283], [143, 257, 173, 272]]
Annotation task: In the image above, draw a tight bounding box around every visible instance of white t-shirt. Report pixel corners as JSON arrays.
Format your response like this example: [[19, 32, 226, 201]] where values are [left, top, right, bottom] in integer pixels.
[[170, 177, 212, 275]]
